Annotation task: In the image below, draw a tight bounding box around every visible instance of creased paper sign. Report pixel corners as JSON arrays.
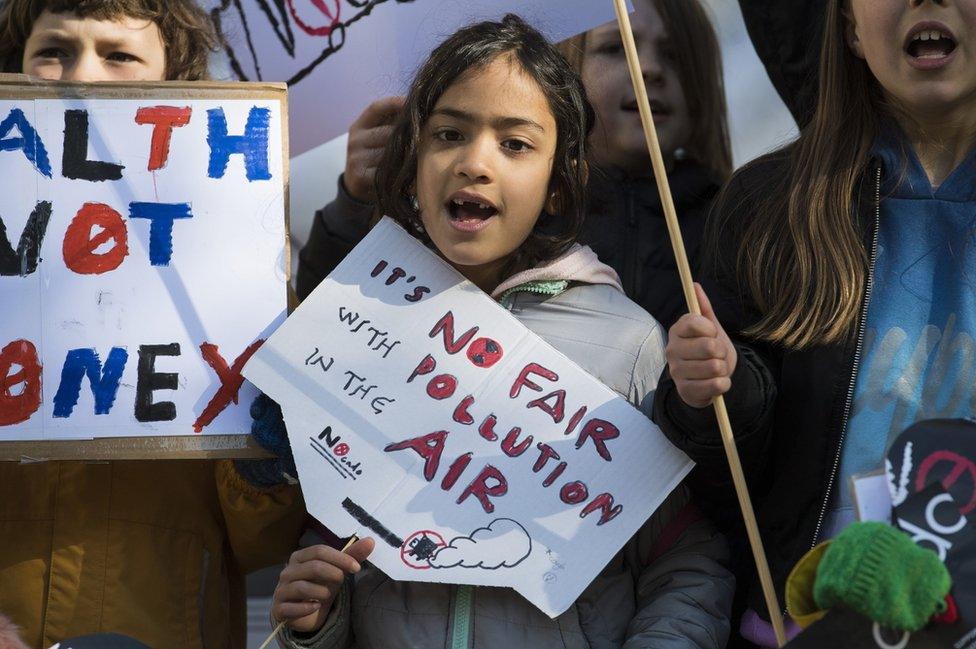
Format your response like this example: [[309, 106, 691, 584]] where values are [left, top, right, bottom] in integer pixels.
[[0, 83, 287, 442], [211, 0, 631, 155], [243, 217, 692, 617]]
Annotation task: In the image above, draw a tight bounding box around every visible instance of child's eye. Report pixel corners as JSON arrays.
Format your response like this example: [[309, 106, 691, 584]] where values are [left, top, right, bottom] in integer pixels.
[[434, 128, 463, 142], [34, 47, 68, 59], [595, 41, 623, 56], [502, 139, 532, 153], [107, 51, 140, 63]]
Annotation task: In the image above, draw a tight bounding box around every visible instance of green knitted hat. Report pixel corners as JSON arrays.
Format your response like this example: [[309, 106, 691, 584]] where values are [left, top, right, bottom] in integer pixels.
[[813, 521, 951, 632]]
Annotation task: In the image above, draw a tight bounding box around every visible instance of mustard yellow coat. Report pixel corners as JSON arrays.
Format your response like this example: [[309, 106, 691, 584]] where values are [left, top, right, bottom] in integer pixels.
[[0, 459, 305, 649]]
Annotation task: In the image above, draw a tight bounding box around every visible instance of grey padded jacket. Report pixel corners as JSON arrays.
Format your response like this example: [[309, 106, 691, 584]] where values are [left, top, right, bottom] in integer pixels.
[[280, 280, 734, 649]]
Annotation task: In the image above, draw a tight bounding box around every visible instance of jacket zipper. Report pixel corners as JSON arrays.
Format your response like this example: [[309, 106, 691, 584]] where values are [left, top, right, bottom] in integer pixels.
[[809, 165, 882, 549], [451, 584, 474, 648]]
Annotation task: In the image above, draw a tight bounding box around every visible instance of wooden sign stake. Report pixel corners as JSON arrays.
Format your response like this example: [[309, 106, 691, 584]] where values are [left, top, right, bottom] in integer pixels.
[[257, 535, 359, 649], [610, 1, 787, 645]]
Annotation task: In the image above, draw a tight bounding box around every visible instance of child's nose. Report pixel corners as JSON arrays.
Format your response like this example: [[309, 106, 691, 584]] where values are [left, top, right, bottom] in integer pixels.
[[453, 137, 494, 182], [62, 52, 107, 82], [638, 46, 665, 86]]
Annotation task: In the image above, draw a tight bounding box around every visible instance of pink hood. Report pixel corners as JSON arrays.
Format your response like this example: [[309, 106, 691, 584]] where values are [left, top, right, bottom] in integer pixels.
[[490, 244, 623, 299]]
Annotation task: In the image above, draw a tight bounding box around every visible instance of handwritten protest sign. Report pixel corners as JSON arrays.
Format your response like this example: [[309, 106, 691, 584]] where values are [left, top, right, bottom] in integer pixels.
[[243, 217, 692, 617], [211, 0, 630, 155], [0, 79, 288, 456]]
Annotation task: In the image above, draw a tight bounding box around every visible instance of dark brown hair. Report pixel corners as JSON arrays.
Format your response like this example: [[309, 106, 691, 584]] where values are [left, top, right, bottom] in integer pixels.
[[375, 14, 595, 273], [0, 0, 219, 80], [719, 0, 882, 348], [558, 0, 732, 181]]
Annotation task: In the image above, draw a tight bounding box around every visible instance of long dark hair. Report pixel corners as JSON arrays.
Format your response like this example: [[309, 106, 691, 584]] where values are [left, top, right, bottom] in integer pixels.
[[375, 14, 595, 273]]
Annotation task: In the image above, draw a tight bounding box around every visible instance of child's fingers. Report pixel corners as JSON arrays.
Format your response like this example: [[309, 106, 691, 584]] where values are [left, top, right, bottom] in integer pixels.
[[354, 96, 406, 129], [280, 559, 349, 587], [667, 336, 729, 364], [345, 537, 376, 563], [273, 600, 321, 622], [672, 358, 732, 381], [288, 545, 362, 574], [671, 313, 719, 340], [352, 124, 396, 151], [277, 578, 340, 604], [677, 377, 732, 407]]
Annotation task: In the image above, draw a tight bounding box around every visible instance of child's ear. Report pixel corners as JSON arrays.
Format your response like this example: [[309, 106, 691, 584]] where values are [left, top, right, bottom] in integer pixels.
[[842, 3, 865, 59]]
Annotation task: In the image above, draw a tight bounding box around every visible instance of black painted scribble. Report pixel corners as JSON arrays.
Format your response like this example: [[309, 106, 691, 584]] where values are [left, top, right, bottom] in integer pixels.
[[212, 0, 416, 87], [341, 496, 404, 548]]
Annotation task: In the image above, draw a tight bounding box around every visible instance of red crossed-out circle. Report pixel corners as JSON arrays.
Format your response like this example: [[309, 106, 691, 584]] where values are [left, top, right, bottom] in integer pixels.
[[286, 0, 341, 37], [400, 530, 446, 570], [917, 450, 976, 515]]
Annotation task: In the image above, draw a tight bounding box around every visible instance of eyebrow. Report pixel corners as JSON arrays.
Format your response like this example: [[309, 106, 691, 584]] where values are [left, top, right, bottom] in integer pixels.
[[430, 107, 547, 134], [31, 30, 133, 49]]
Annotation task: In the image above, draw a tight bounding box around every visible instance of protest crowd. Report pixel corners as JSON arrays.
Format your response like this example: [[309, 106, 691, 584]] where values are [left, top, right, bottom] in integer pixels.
[[0, 0, 974, 648]]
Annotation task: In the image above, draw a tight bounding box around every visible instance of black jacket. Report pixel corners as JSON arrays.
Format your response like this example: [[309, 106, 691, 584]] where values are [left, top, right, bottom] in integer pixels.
[[296, 163, 719, 331], [737, 0, 824, 128], [582, 160, 719, 330], [653, 148, 883, 617]]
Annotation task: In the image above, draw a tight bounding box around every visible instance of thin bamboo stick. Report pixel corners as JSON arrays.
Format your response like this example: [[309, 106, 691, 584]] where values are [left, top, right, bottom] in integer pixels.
[[610, 1, 787, 645]]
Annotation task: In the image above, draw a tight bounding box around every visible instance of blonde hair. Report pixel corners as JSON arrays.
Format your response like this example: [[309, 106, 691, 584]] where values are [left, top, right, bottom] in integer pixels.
[[721, 0, 881, 348]]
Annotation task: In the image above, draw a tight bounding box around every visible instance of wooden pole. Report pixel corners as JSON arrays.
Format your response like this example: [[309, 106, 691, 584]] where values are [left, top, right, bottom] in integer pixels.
[[610, 1, 787, 645], [257, 535, 359, 649]]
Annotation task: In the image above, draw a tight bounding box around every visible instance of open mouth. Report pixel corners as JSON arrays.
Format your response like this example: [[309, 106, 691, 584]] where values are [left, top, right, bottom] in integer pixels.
[[622, 99, 671, 119], [446, 195, 498, 224], [905, 24, 957, 61]]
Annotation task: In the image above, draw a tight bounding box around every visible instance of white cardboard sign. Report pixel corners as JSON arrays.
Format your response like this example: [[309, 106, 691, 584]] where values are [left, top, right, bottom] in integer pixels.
[[243, 217, 692, 617], [211, 0, 630, 155], [0, 86, 287, 441]]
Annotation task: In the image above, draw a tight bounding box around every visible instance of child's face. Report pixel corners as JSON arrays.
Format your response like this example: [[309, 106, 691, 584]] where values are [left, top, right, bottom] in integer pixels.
[[22, 10, 166, 82], [581, 0, 690, 175], [846, 0, 976, 122], [415, 55, 557, 285]]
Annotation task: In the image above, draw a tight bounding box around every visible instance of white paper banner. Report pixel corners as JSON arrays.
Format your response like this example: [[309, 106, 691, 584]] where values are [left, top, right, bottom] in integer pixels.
[[0, 91, 287, 440], [244, 217, 692, 617]]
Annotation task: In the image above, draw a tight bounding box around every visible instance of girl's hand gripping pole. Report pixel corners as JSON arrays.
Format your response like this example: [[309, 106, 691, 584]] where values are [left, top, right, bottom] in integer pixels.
[[609, 1, 787, 645]]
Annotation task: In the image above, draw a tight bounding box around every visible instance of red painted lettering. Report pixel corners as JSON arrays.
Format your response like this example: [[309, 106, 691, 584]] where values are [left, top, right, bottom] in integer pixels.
[[576, 418, 619, 461], [560, 480, 589, 504], [441, 452, 472, 490], [429, 311, 478, 354], [193, 340, 264, 432], [581, 493, 623, 525], [0, 340, 42, 425], [135, 106, 192, 171], [457, 464, 508, 513], [452, 395, 475, 425], [62, 202, 128, 274], [510, 362, 558, 399], [384, 430, 448, 481], [426, 374, 457, 400]]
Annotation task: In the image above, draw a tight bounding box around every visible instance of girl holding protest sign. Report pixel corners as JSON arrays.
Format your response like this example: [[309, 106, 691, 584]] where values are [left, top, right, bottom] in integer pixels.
[[270, 14, 734, 649], [655, 0, 976, 644], [295, 0, 730, 331], [0, 2, 305, 647]]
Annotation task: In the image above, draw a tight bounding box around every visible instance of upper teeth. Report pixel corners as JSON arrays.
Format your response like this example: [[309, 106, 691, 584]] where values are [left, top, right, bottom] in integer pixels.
[[453, 198, 490, 209], [913, 29, 947, 41]]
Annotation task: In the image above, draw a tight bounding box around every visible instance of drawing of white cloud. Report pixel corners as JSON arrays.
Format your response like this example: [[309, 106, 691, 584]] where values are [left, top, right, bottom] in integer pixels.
[[428, 518, 532, 570]]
